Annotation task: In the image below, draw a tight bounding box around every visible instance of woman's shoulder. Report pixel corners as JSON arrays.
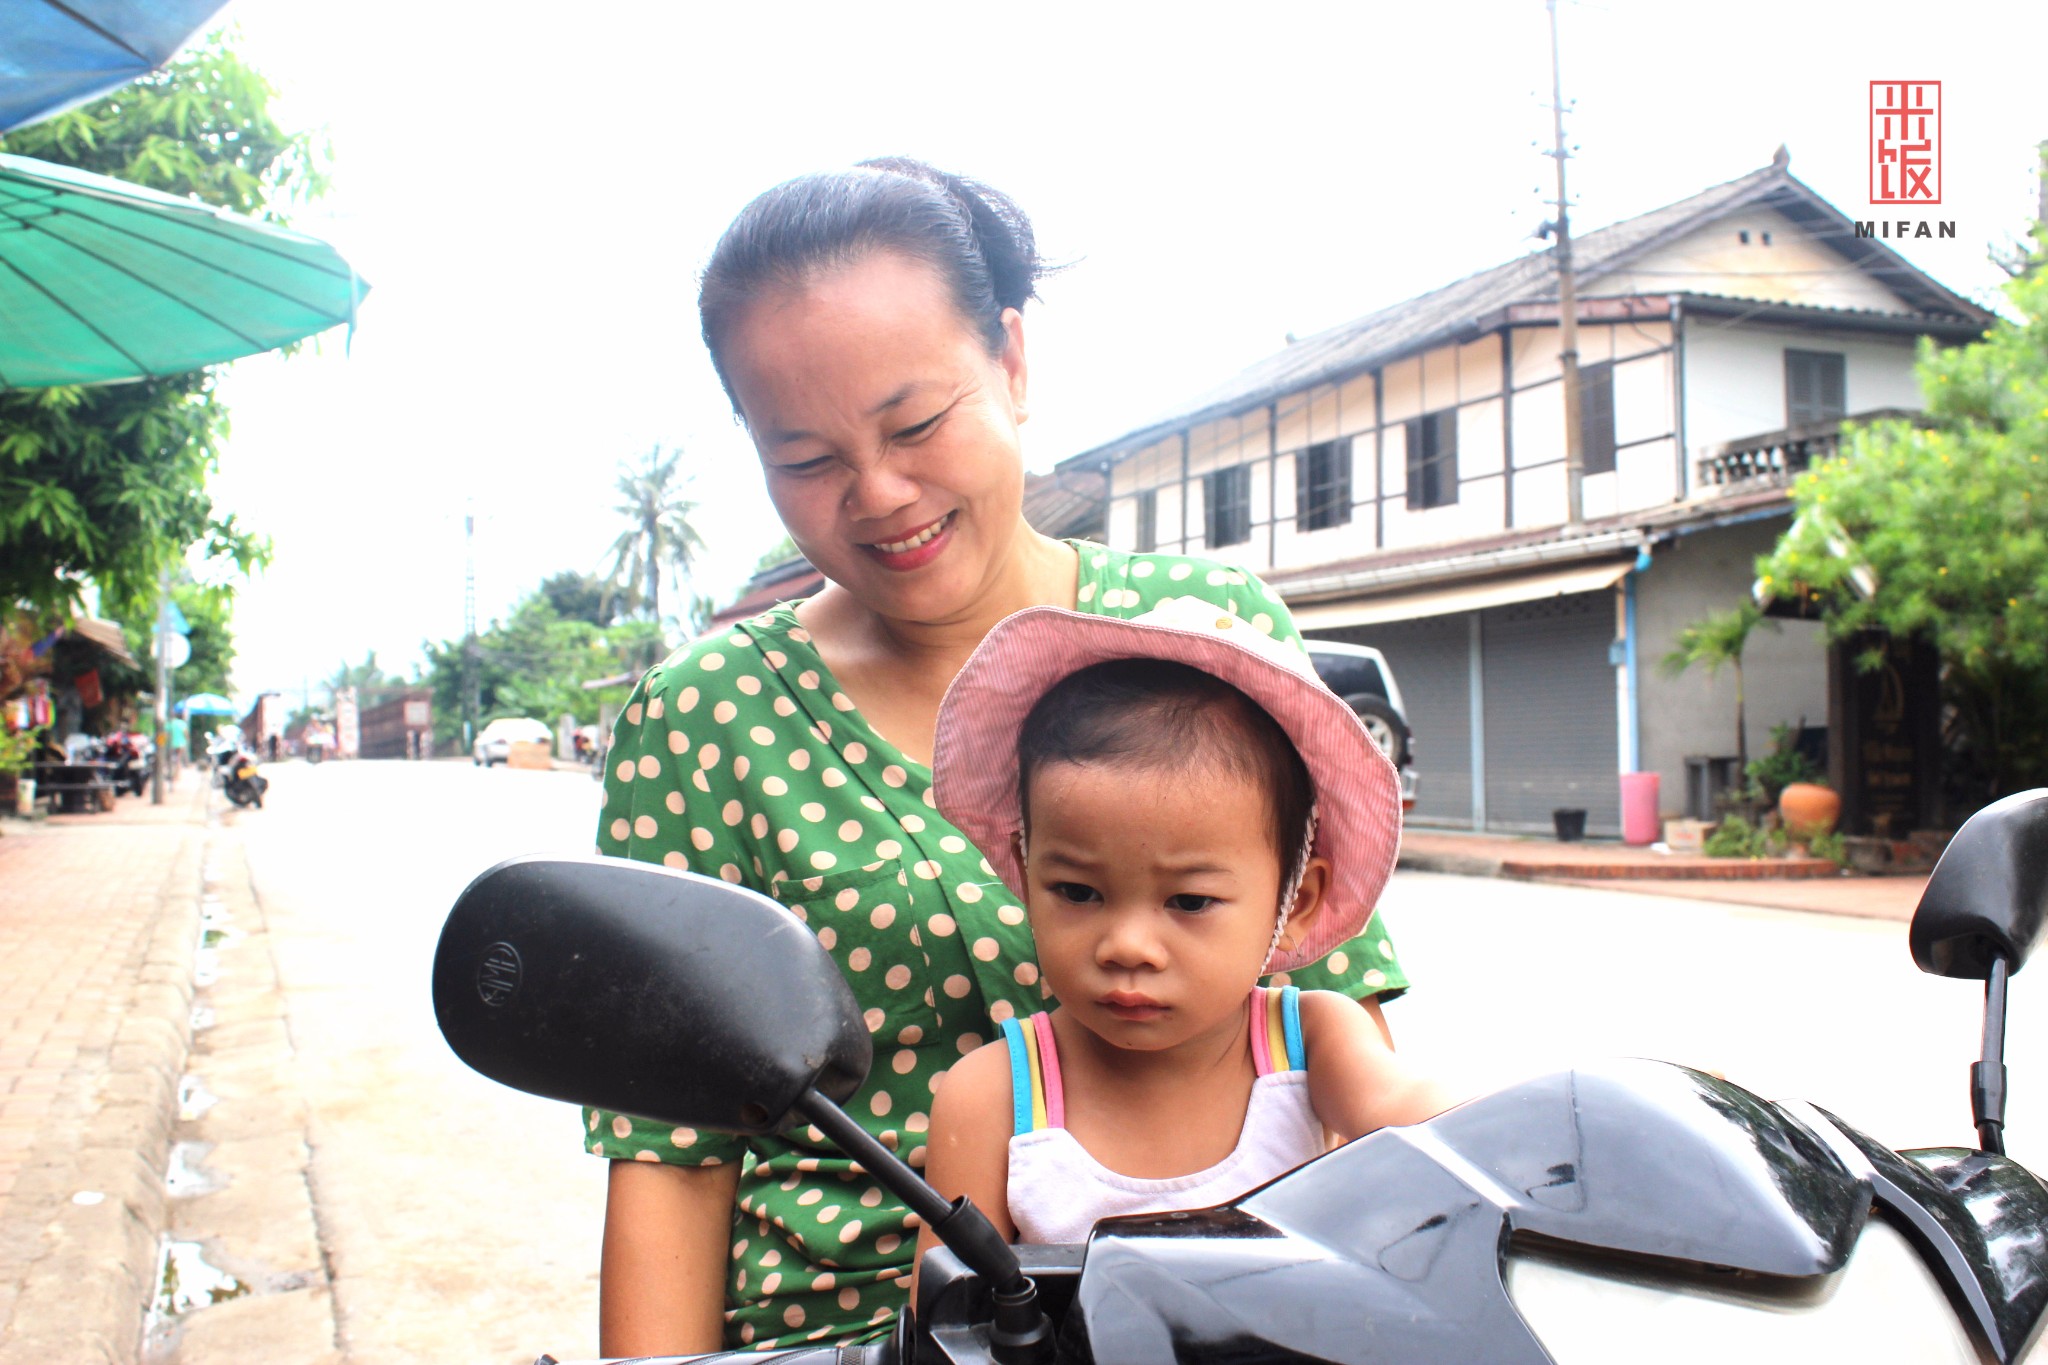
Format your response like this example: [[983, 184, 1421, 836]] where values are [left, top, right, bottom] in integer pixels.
[[1068, 541, 1299, 645], [632, 608, 807, 706]]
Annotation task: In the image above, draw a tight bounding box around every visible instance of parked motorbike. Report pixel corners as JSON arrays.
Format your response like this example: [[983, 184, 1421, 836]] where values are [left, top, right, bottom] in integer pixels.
[[91, 730, 151, 797], [432, 791, 2048, 1365], [207, 731, 267, 808]]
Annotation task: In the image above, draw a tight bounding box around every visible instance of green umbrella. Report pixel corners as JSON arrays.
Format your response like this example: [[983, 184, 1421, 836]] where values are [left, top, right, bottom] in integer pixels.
[[0, 151, 368, 387]]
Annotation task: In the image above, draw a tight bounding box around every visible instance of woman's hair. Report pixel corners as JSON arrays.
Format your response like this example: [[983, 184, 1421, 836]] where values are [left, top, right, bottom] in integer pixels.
[[1015, 659, 1314, 878], [698, 157, 1050, 412]]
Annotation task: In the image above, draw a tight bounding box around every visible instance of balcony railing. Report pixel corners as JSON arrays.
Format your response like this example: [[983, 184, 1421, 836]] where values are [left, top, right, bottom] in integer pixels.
[[1694, 408, 1925, 491]]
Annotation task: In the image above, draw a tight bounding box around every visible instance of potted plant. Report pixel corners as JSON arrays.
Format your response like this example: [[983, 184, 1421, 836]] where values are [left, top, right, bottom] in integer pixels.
[[0, 725, 43, 817]]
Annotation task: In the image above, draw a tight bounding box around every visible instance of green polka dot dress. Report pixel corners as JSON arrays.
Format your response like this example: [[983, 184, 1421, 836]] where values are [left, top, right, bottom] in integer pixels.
[[587, 540, 1410, 1349]]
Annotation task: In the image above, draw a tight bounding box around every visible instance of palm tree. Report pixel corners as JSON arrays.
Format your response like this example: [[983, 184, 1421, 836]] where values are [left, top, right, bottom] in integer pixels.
[[1660, 603, 1778, 776], [601, 446, 706, 628]]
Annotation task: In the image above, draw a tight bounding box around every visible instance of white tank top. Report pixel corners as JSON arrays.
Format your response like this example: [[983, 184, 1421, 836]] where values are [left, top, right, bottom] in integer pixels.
[[1001, 987, 1327, 1245]]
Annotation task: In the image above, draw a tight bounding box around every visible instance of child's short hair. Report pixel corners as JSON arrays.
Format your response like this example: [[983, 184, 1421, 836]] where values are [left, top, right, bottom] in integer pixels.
[[1015, 658, 1314, 876]]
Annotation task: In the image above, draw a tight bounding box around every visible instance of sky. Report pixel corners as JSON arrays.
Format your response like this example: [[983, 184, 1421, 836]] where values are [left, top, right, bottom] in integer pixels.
[[197, 0, 2043, 706]]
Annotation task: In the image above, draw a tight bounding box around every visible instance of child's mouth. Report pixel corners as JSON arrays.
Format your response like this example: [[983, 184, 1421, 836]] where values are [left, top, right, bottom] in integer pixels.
[[1099, 992, 1167, 1022]]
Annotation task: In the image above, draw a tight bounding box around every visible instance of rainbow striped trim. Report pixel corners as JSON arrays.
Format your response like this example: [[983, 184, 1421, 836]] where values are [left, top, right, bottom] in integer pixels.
[[1003, 987, 1303, 1136]]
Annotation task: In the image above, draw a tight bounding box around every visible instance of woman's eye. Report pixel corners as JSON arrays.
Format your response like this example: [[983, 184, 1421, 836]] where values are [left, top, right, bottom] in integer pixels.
[[893, 412, 945, 443], [773, 455, 834, 476], [1167, 895, 1217, 915], [1049, 882, 1099, 905]]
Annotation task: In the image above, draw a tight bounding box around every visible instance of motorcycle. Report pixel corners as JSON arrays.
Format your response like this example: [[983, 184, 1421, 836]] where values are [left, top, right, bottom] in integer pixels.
[[432, 791, 2048, 1365], [91, 730, 151, 797], [207, 731, 268, 809]]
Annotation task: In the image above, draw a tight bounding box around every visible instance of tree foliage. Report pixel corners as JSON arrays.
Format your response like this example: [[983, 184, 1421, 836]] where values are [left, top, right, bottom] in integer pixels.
[[1659, 603, 1776, 775], [1758, 259, 2048, 802], [0, 32, 328, 619], [109, 578, 238, 699], [601, 446, 706, 627]]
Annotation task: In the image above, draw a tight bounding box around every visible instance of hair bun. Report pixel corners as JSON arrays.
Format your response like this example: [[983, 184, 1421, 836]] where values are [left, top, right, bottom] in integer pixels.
[[857, 157, 1043, 314]]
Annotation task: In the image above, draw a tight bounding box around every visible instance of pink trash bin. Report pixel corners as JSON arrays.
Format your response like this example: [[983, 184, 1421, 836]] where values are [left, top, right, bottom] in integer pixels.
[[1620, 772, 1661, 846]]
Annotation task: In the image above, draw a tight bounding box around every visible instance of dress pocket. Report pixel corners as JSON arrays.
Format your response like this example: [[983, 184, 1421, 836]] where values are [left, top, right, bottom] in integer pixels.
[[770, 860, 938, 1041]]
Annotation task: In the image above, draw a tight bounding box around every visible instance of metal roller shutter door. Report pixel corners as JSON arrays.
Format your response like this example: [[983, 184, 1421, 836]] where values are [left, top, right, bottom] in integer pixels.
[[1314, 615, 1473, 828], [1480, 592, 1619, 834]]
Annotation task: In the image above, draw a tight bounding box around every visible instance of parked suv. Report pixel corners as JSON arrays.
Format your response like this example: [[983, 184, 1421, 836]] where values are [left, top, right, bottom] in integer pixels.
[[1304, 640, 1418, 812]]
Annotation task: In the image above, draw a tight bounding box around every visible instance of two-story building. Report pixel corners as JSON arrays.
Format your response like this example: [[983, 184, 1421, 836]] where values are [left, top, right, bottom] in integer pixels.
[[1056, 154, 1990, 836]]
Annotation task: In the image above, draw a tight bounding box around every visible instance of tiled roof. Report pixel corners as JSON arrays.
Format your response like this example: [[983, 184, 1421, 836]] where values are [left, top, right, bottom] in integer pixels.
[[1060, 162, 1991, 470]]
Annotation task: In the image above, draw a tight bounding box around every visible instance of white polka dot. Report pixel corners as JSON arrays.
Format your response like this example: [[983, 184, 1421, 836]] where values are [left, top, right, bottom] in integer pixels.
[[840, 1219, 864, 1242], [714, 700, 738, 723], [778, 829, 799, 853], [610, 818, 630, 841], [811, 850, 838, 870], [700, 653, 725, 671], [875, 839, 902, 858], [790, 750, 812, 771], [956, 1031, 983, 1054], [666, 790, 685, 815], [697, 743, 720, 769], [913, 860, 941, 879], [871, 903, 896, 928], [998, 904, 1025, 925], [749, 725, 775, 745], [1252, 613, 1274, 634], [939, 835, 967, 853], [943, 974, 971, 999], [927, 913, 956, 936], [882, 764, 907, 787], [861, 795, 885, 812], [831, 692, 855, 712], [647, 697, 665, 720], [720, 864, 742, 882], [751, 813, 769, 838], [612, 1114, 632, 1139], [667, 730, 690, 754], [956, 882, 984, 903], [822, 767, 846, 787], [885, 964, 912, 989], [722, 800, 743, 826], [673, 686, 698, 712], [1132, 560, 1155, 578], [972, 937, 1000, 962], [901, 814, 926, 833], [763, 776, 789, 796], [691, 828, 714, 851], [1206, 569, 1228, 585], [635, 815, 658, 839], [773, 696, 797, 716], [670, 1126, 698, 1147], [845, 742, 868, 763], [625, 702, 644, 725], [1014, 962, 1039, 985], [662, 851, 686, 868], [816, 1205, 840, 1224], [692, 770, 710, 793], [1380, 939, 1397, 959], [798, 670, 820, 689], [632, 1149, 659, 1162], [801, 802, 826, 822], [734, 755, 750, 779], [736, 674, 762, 695], [1364, 969, 1388, 988], [838, 1286, 860, 1310], [1328, 950, 1350, 974], [839, 820, 863, 841], [615, 759, 635, 783]]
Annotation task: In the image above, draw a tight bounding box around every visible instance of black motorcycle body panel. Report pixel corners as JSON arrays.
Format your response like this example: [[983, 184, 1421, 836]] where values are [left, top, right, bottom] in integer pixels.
[[963, 1059, 2048, 1365]]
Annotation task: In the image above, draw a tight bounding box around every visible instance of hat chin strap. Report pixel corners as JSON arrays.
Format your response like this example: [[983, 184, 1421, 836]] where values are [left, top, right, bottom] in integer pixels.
[[1262, 804, 1320, 972], [1016, 806, 1320, 973]]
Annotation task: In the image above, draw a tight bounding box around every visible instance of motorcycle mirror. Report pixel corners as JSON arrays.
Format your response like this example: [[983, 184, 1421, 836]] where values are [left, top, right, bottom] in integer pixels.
[[432, 856, 872, 1134], [1910, 789, 2048, 980]]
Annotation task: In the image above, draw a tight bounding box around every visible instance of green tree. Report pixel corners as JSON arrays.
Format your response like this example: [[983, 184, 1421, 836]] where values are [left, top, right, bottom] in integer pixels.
[[1660, 603, 1776, 777], [601, 446, 705, 626], [539, 570, 615, 627], [110, 579, 238, 699], [0, 33, 328, 618], [754, 534, 801, 573], [1759, 255, 2048, 804]]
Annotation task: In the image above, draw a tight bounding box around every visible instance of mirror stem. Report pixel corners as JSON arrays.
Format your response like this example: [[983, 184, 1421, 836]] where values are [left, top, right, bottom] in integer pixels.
[[1972, 954, 2009, 1155], [794, 1089, 1053, 1365]]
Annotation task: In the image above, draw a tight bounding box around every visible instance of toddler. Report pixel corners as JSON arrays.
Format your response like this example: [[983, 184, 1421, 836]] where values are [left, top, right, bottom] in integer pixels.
[[918, 598, 1450, 1261]]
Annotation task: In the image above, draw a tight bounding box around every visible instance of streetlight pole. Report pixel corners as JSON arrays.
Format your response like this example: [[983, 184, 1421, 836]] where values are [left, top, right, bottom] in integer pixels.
[[1547, 0, 1585, 526], [151, 573, 170, 805]]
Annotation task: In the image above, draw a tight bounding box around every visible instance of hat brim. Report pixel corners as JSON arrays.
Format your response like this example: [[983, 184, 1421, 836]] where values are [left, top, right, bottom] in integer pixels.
[[931, 606, 1401, 973]]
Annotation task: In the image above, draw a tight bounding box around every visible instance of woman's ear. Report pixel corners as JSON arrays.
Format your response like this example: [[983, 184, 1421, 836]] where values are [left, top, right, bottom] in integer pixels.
[[1276, 856, 1333, 954], [998, 307, 1028, 423]]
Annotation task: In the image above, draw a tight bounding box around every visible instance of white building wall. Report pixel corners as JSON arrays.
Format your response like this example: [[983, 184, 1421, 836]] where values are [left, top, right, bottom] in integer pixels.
[[1681, 321, 1924, 461], [1614, 207, 1912, 313]]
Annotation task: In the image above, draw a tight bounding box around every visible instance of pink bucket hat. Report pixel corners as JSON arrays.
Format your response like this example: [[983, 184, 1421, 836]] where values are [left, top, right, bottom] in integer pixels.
[[931, 597, 1403, 974]]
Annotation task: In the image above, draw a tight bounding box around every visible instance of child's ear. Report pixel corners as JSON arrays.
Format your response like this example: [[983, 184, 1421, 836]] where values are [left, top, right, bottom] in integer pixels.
[[1276, 856, 1333, 953]]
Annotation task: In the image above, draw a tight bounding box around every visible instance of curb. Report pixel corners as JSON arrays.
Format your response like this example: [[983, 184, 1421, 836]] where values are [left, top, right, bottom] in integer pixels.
[[0, 827, 203, 1365], [1396, 846, 1504, 879], [1397, 844, 1840, 883]]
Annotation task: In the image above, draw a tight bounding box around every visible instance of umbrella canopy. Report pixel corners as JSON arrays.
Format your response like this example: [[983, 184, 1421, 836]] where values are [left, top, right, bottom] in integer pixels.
[[177, 693, 238, 717], [0, 152, 369, 386], [0, 0, 231, 133]]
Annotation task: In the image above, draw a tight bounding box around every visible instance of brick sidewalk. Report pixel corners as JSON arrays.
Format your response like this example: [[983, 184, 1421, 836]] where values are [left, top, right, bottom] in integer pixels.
[[0, 771, 209, 1363]]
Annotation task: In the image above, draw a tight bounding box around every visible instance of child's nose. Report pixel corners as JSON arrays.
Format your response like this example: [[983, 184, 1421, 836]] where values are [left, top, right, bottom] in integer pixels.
[[1095, 909, 1167, 970]]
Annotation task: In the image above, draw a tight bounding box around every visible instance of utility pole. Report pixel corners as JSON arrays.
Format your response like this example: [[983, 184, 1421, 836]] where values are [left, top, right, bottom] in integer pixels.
[[462, 502, 479, 754], [151, 574, 170, 805], [1546, 0, 1586, 526]]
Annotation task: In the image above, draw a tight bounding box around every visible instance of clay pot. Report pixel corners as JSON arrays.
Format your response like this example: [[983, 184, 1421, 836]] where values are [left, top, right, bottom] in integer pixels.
[[1778, 782, 1841, 839]]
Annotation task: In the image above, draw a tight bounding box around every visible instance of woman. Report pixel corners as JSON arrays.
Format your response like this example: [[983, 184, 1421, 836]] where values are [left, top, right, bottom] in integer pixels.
[[588, 157, 1409, 1356]]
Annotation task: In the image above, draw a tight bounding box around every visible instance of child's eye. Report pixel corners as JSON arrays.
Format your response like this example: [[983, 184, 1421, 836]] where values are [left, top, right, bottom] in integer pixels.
[[1167, 894, 1217, 914], [1049, 882, 1100, 905]]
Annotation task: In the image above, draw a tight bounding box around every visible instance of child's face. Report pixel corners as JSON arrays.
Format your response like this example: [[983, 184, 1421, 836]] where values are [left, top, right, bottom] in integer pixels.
[[1021, 756, 1298, 1055]]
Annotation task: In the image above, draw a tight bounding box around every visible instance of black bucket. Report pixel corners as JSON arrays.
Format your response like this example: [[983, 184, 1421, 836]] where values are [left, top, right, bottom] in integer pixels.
[[1553, 808, 1587, 842]]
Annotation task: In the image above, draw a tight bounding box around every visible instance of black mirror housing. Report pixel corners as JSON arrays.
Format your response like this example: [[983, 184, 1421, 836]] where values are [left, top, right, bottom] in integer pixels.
[[1911, 789, 2048, 980], [433, 856, 872, 1134]]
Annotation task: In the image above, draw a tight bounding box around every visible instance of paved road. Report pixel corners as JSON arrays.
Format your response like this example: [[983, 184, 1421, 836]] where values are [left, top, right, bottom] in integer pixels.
[[193, 760, 2043, 1361]]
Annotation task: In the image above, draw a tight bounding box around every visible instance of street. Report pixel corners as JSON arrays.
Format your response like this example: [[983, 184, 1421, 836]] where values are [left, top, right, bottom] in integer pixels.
[[169, 758, 2043, 1362]]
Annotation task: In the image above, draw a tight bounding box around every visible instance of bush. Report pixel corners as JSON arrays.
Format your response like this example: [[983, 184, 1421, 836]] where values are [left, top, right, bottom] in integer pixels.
[[1704, 813, 1789, 860], [1745, 722, 1821, 805], [1807, 829, 1847, 866]]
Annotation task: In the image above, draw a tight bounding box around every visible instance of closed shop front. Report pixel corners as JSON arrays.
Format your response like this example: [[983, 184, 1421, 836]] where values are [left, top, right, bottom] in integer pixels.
[[1308, 588, 1620, 835]]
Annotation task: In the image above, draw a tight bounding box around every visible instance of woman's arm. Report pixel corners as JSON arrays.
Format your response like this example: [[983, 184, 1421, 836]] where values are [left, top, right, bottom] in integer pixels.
[[598, 1158, 743, 1357], [912, 1042, 1018, 1301], [1298, 990, 1457, 1143]]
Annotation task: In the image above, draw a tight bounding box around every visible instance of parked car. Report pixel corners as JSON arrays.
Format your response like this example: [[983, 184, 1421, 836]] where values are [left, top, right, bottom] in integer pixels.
[[1305, 640, 1418, 812], [472, 717, 552, 767]]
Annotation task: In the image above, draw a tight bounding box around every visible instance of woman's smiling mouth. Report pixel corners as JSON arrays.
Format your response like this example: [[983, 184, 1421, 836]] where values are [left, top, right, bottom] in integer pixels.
[[862, 511, 955, 568]]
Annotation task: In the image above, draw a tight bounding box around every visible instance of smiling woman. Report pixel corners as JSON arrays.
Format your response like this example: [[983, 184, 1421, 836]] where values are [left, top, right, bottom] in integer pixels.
[[583, 159, 1411, 1357]]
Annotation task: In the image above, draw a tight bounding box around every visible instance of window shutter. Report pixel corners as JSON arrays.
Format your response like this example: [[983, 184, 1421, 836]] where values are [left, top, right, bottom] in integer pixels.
[[1296, 445, 1312, 521], [1406, 420, 1425, 511]]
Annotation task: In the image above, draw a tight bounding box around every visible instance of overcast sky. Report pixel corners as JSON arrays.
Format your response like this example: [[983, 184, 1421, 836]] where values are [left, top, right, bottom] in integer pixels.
[[200, 0, 2041, 706]]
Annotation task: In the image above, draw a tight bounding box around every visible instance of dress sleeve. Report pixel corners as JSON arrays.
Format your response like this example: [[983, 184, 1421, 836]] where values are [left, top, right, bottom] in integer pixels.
[[1230, 570, 1414, 1004], [585, 652, 752, 1165]]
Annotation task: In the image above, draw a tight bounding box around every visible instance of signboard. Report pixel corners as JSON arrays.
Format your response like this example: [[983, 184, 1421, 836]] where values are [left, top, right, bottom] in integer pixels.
[[1829, 631, 1940, 837]]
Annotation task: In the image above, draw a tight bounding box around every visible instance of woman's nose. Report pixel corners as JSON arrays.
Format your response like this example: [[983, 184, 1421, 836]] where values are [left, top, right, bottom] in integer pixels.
[[842, 453, 920, 521]]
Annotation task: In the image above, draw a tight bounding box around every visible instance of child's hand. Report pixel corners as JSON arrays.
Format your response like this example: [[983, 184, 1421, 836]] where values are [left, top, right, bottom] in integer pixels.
[[1299, 991, 1458, 1142], [912, 1039, 1019, 1302]]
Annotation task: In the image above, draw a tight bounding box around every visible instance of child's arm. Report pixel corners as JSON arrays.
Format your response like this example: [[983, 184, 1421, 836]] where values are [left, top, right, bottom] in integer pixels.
[[1298, 989, 1458, 1142], [598, 1158, 743, 1355], [912, 1040, 1019, 1302]]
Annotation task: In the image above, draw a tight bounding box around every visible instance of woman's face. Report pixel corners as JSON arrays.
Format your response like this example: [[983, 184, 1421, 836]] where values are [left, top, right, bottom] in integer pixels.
[[721, 250, 1031, 628]]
